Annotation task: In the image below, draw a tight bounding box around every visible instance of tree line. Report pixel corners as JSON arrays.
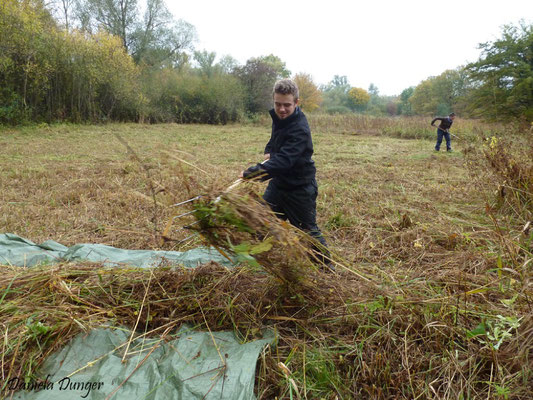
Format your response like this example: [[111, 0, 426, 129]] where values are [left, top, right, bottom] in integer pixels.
[[1, 0, 531, 125], [319, 21, 532, 125]]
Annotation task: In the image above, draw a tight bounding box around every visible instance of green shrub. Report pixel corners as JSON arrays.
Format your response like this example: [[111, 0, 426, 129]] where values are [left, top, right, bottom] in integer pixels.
[[143, 69, 245, 124], [0, 0, 141, 123], [0, 89, 28, 125]]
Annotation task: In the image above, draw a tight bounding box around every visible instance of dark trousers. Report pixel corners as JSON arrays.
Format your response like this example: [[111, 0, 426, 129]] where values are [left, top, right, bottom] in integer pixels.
[[435, 128, 451, 151], [263, 180, 329, 262]]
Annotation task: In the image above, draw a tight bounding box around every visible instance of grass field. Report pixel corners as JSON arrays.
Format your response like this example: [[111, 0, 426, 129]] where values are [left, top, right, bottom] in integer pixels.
[[1, 120, 531, 399], [0, 121, 487, 253]]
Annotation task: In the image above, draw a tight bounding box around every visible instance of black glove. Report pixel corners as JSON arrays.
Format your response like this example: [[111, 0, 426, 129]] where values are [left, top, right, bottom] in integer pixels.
[[242, 164, 270, 181]]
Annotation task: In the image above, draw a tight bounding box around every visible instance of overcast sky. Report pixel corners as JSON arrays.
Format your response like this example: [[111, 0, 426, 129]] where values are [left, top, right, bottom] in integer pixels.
[[167, 0, 532, 96]]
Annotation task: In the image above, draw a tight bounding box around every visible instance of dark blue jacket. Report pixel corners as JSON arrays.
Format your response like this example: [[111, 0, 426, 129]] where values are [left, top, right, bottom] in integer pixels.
[[262, 107, 316, 189], [431, 117, 453, 131]]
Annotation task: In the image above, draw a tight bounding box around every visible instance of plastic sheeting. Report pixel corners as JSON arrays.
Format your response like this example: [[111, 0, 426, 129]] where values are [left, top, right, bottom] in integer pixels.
[[0, 233, 233, 268], [12, 326, 274, 400], [1, 234, 274, 399]]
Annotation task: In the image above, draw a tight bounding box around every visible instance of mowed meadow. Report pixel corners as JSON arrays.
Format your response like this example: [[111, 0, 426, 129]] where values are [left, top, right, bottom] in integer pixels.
[[1, 116, 532, 399], [0, 116, 513, 250]]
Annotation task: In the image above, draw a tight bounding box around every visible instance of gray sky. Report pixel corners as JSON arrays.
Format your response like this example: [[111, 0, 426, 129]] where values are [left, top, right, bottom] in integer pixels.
[[167, 0, 532, 96]]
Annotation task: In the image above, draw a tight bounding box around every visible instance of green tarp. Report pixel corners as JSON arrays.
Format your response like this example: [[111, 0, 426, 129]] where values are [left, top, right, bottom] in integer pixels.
[[11, 326, 274, 400], [1, 234, 273, 399], [0, 233, 233, 268]]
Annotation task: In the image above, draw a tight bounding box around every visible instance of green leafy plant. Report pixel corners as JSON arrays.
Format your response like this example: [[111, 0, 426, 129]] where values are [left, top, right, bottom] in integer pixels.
[[468, 315, 521, 350], [231, 239, 273, 268]]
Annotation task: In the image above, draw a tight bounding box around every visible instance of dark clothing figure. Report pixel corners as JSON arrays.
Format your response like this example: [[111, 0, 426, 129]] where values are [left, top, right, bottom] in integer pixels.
[[431, 116, 454, 131], [435, 129, 451, 151], [243, 106, 329, 261], [262, 107, 317, 189], [431, 116, 454, 151], [263, 178, 327, 250], [263, 107, 327, 246]]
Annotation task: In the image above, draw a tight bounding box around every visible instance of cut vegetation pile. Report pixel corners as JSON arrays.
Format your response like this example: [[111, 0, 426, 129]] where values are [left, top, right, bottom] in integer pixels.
[[2, 182, 532, 399], [1, 122, 532, 399]]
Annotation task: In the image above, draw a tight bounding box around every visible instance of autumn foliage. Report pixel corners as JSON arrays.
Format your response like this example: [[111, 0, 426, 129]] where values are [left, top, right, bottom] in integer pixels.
[[293, 73, 322, 112], [348, 87, 370, 111], [0, 0, 141, 123]]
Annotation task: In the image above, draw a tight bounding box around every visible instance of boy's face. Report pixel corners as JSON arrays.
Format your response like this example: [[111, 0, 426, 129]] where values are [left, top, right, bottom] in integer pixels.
[[450, 115, 456, 120], [273, 93, 298, 120]]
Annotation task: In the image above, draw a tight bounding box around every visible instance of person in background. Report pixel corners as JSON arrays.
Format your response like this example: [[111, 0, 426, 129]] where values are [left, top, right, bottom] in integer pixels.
[[431, 112, 456, 152]]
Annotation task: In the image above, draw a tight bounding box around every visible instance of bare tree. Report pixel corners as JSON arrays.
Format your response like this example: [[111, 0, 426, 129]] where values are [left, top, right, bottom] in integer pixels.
[[60, 0, 74, 30], [46, 0, 75, 30], [74, 0, 196, 65], [76, 0, 139, 51]]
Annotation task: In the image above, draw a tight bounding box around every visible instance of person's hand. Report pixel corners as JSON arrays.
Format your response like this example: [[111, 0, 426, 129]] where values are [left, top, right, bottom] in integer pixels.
[[239, 170, 244, 178], [242, 164, 269, 181], [264, 153, 270, 161]]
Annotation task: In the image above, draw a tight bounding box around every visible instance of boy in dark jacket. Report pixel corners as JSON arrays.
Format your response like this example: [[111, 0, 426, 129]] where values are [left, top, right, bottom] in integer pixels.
[[431, 112, 456, 152], [240, 79, 330, 266]]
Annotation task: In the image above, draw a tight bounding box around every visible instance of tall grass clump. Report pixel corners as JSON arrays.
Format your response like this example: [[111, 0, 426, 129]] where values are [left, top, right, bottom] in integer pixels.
[[483, 135, 533, 217], [473, 131, 533, 291], [304, 113, 519, 142]]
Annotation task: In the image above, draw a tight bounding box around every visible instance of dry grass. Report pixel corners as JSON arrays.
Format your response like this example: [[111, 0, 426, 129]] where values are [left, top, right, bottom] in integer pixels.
[[1, 217, 530, 398], [0, 119, 532, 399], [253, 113, 521, 141]]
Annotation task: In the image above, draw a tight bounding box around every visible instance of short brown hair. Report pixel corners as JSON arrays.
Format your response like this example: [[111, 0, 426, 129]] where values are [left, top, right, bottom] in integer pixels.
[[273, 79, 299, 100]]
